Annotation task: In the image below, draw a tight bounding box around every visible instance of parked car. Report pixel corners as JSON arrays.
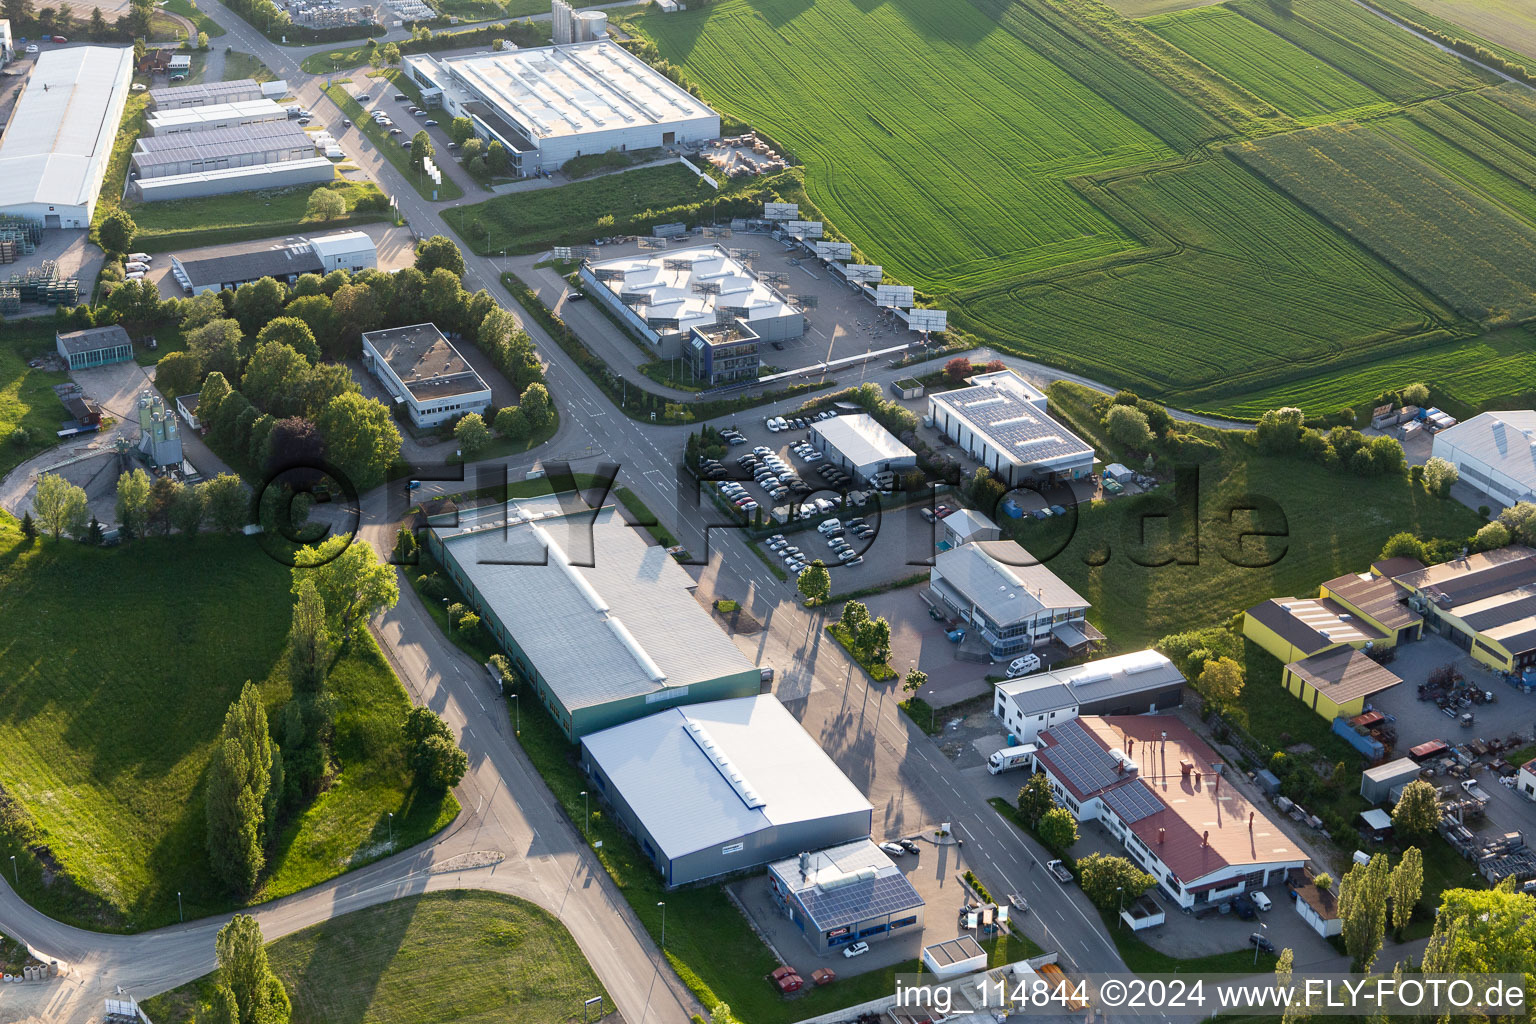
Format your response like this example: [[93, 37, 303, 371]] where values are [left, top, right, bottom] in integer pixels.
[[342, 118, 351, 126], [921, 507, 937, 522], [947, 628, 966, 643], [1231, 895, 1257, 920], [898, 838, 920, 854], [842, 941, 870, 959], [24, 43, 38, 54], [878, 841, 905, 856], [1249, 933, 1275, 954], [128, 253, 150, 263], [1049, 504, 1068, 517], [390, 128, 404, 135], [424, 119, 438, 126], [1251, 892, 1272, 912], [51, 35, 67, 42], [1045, 859, 1073, 883]]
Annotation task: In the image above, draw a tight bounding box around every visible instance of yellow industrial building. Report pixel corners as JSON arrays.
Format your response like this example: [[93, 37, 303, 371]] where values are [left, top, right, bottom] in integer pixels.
[[1390, 546, 1536, 674]]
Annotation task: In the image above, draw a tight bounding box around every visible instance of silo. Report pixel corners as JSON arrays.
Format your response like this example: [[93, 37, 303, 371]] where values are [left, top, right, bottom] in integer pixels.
[[574, 10, 607, 41]]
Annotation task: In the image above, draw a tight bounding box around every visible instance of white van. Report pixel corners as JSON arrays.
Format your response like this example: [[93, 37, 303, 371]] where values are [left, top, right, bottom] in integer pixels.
[[128, 252, 150, 263], [125, 271, 145, 280], [125, 262, 149, 272], [817, 518, 842, 535]]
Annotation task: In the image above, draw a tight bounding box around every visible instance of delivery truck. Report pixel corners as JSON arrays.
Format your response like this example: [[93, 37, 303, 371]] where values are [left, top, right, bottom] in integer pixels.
[[987, 744, 1037, 774]]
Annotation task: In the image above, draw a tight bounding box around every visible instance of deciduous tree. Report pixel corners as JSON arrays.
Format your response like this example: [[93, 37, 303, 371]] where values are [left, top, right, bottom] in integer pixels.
[[1197, 656, 1244, 711], [1423, 456, 1459, 497], [495, 405, 529, 441], [1391, 779, 1439, 839], [188, 319, 243, 382], [518, 382, 552, 430], [232, 277, 288, 335], [115, 468, 151, 538], [317, 392, 400, 491], [402, 706, 466, 791], [1388, 846, 1423, 937], [1106, 404, 1153, 449], [242, 342, 313, 418], [288, 578, 333, 694], [1339, 852, 1389, 972], [97, 208, 137, 254], [170, 481, 205, 535], [33, 473, 88, 539], [414, 235, 465, 278], [1017, 772, 1053, 826], [1038, 807, 1077, 853], [199, 473, 249, 533], [292, 533, 399, 636], [454, 412, 490, 456], [797, 559, 830, 606], [1077, 852, 1155, 911], [255, 317, 321, 362]]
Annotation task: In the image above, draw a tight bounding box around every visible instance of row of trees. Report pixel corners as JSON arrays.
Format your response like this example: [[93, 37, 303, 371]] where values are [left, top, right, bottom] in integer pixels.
[[27, 469, 247, 543], [1250, 406, 1407, 476], [1015, 772, 1078, 853], [1337, 848, 1423, 970], [835, 600, 891, 664]]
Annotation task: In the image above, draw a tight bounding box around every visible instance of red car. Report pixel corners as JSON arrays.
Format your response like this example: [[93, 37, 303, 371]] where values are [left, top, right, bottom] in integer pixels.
[[51, 35, 67, 42]]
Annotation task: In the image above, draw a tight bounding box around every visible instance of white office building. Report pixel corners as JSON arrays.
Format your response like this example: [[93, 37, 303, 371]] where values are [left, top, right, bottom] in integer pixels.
[[1430, 410, 1536, 510], [361, 323, 492, 428], [930, 539, 1094, 659], [0, 46, 134, 227], [928, 369, 1095, 488], [403, 40, 719, 177], [993, 650, 1185, 744], [582, 244, 802, 348]]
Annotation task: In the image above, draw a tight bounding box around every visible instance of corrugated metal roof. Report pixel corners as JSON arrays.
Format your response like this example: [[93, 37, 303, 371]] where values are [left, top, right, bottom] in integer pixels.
[[811, 413, 914, 469], [1434, 411, 1536, 494], [0, 46, 134, 210], [436, 496, 757, 710], [581, 695, 872, 860], [134, 122, 310, 168], [930, 369, 1093, 468], [149, 78, 263, 108], [933, 540, 1088, 627], [174, 234, 324, 285]]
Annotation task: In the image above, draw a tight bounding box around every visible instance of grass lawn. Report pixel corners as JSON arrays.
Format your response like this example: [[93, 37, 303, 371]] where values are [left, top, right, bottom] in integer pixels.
[[301, 44, 377, 75], [126, 180, 391, 252], [0, 520, 455, 932], [223, 50, 276, 82], [324, 84, 465, 201], [91, 93, 150, 233], [141, 891, 604, 1024], [824, 623, 896, 681], [0, 323, 72, 478], [998, 383, 1482, 652], [899, 697, 943, 736], [164, 0, 227, 36], [449, 409, 558, 464], [450, 163, 765, 256]]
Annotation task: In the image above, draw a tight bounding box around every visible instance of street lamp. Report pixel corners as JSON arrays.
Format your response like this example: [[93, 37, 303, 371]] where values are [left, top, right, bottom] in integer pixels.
[[387, 811, 394, 848], [509, 692, 519, 734], [9, 855, 16, 887], [177, 891, 183, 923], [1253, 921, 1268, 966], [657, 901, 666, 949], [1116, 886, 1124, 930], [580, 790, 589, 838], [927, 689, 937, 731]]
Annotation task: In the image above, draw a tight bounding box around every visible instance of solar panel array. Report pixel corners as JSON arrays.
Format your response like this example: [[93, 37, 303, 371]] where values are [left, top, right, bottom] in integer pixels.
[[1101, 780, 1164, 824], [797, 873, 923, 931], [1042, 720, 1123, 797]]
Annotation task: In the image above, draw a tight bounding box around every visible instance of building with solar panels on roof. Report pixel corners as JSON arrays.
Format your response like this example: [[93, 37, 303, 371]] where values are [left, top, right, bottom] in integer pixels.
[[928, 369, 1095, 487], [1032, 715, 1304, 910], [767, 839, 924, 953], [579, 695, 873, 886]]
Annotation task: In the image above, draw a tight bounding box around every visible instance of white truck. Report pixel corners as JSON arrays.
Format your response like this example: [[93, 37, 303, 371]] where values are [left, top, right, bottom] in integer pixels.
[[987, 744, 1037, 775], [1462, 778, 1491, 803]]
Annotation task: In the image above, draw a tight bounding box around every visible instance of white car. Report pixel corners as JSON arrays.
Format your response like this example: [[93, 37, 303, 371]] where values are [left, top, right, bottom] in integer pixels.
[[842, 941, 870, 959], [1251, 892, 1272, 912], [879, 841, 906, 856], [1007, 654, 1041, 678], [24, 44, 38, 54]]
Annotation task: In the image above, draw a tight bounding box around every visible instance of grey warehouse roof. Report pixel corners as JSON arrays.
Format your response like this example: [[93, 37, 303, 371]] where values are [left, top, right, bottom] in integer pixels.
[[998, 651, 1182, 717], [175, 238, 323, 285], [932, 370, 1093, 467], [1434, 410, 1536, 491], [768, 840, 922, 930], [57, 325, 130, 354], [934, 540, 1088, 627], [135, 122, 310, 166], [434, 494, 757, 709], [149, 78, 264, 108], [582, 695, 873, 860], [811, 413, 914, 468]]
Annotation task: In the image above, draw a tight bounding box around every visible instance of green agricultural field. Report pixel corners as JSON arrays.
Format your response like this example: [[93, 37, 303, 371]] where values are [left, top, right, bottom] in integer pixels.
[[1227, 0, 1494, 102], [1368, 0, 1536, 63], [142, 891, 603, 1024], [1005, 384, 1482, 650], [952, 155, 1455, 409], [1233, 123, 1536, 326], [0, 520, 456, 931], [1145, 6, 1390, 122], [639, 0, 1173, 292]]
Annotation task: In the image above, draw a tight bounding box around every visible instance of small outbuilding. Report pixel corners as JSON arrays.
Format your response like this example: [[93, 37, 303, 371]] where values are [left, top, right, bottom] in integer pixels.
[[1360, 756, 1420, 804], [921, 935, 986, 978], [56, 325, 132, 370], [175, 393, 201, 431], [810, 412, 916, 485], [939, 507, 999, 549], [1358, 807, 1394, 840]]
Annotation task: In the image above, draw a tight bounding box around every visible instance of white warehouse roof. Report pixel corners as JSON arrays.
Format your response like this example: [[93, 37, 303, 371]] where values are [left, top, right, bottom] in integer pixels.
[[931, 369, 1094, 469], [1432, 410, 1536, 501], [588, 244, 798, 336], [0, 46, 134, 214], [582, 695, 873, 861], [997, 649, 1183, 714], [425, 40, 713, 142], [146, 98, 287, 132], [811, 413, 915, 469], [433, 494, 757, 710]]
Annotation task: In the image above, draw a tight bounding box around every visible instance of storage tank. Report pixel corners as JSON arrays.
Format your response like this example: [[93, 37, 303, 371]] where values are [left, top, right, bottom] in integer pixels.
[[574, 10, 607, 40]]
